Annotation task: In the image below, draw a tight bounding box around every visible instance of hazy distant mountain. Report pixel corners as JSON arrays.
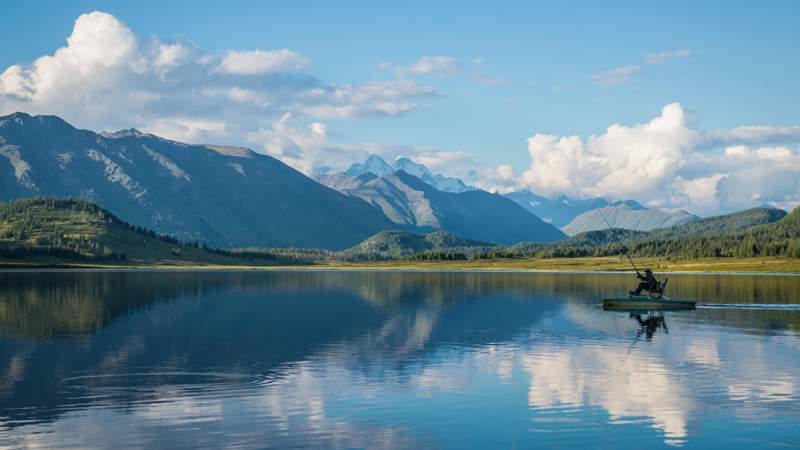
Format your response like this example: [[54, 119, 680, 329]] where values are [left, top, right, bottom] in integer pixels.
[[316, 170, 566, 244], [0, 112, 395, 249], [504, 190, 611, 227], [562, 203, 698, 236], [344, 154, 474, 193]]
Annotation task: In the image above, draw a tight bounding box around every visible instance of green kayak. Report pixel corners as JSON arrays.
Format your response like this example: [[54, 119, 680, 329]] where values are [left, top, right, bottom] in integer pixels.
[[603, 295, 696, 310]]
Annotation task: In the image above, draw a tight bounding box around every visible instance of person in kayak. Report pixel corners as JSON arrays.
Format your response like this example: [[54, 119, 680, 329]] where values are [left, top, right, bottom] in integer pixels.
[[630, 269, 658, 295]]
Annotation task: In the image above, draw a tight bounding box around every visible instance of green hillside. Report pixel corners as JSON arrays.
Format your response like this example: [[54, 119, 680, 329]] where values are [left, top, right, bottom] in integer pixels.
[[345, 230, 493, 260], [645, 207, 787, 240], [0, 197, 249, 264], [555, 207, 788, 248], [624, 206, 800, 258], [565, 229, 648, 247], [2, 197, 796, 267], [745, 206, 800, 246], [507, 206, 800, 259]]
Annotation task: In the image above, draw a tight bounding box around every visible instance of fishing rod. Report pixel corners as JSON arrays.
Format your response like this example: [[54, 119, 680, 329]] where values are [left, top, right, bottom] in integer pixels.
[[625, 252, 640, 275], [594, 202, 640, 275]]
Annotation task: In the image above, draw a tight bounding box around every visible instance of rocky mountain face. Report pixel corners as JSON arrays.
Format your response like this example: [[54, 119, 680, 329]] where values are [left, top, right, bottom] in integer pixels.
[[316, 170, 566, 244], [0, 112, 396, 249], [562, 202, 698, 236]]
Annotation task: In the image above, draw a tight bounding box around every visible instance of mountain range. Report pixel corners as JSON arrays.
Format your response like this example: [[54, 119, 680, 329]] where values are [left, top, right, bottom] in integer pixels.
[[503, 189, 702, 236], [0, 112, 395, 249], [3, 112, 787, 252], [316, 163, 566, 244], [344, 154, 475, 193], [0, 113, 566, 248]]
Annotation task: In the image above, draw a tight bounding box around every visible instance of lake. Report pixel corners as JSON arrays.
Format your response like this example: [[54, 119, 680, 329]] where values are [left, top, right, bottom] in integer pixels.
[[0, 270, 799, 449]]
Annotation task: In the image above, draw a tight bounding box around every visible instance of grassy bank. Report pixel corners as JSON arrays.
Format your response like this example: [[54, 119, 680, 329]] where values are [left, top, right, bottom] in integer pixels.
[[320, 256, 800, 273], [2, 256, 799, 273]]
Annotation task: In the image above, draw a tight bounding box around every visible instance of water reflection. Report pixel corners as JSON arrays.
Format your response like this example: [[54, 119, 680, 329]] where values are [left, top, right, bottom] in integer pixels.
[[0, 271, 798, 448], [631, 312, 669, 341]]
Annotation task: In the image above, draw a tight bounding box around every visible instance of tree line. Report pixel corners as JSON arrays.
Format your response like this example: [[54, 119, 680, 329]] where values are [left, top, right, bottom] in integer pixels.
[[1, 197, 798, 264]]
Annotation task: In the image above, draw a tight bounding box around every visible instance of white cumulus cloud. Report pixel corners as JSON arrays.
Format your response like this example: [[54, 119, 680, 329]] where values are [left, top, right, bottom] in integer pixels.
[[521, 103, 800, 214], [0, 11, 437, 141]]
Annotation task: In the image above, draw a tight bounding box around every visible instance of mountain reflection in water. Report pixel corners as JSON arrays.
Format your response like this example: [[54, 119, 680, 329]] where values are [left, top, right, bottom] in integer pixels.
[[0, 271, 798, 449]]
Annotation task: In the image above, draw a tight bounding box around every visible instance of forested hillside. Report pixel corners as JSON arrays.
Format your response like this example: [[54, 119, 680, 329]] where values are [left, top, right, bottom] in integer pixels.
[[344, 230, 493, 260], [491, 206, 800, 259], [1, 198, 797, 266], [0, 197, 261, 264], [645, 207, 787, 240]]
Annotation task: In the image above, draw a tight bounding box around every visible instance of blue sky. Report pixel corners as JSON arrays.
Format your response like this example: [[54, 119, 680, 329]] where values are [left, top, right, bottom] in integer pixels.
[[1, 1, 799, 213]]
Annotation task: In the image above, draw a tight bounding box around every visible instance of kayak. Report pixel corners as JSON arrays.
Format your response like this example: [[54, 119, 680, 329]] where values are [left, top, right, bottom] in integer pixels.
[[603, 295, 696, 310]]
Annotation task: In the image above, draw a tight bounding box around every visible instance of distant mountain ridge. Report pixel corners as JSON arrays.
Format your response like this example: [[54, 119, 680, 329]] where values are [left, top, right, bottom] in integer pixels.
[[562, 203, 698, 236], [344, 154, 475, 193], [0, 112, 395, 249], [504, 190, 614, 227], [316, 169, 567, 244]]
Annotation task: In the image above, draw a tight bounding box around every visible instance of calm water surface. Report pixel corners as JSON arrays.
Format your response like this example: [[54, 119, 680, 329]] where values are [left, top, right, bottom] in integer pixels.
[[0, 271, 799, 449]]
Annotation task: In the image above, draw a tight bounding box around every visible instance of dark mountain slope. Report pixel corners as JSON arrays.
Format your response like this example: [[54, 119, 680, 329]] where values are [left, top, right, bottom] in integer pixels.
[[316, 169, 566, 244], [392, 172, 566, 244], [0, 113, 394, 249]]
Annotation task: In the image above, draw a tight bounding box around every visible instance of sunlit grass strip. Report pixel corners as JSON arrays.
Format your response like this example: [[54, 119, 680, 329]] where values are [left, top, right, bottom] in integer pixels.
[[2, 256, 799, 273]]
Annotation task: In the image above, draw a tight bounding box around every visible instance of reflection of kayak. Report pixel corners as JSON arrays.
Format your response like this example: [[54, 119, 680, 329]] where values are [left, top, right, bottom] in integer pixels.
[[603, 295, 696, 310]]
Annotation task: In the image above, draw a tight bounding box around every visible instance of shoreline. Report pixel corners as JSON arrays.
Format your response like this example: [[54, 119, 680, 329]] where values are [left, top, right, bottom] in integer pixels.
[[2, 256, 799, 275], [1, 268, 798, 277]]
